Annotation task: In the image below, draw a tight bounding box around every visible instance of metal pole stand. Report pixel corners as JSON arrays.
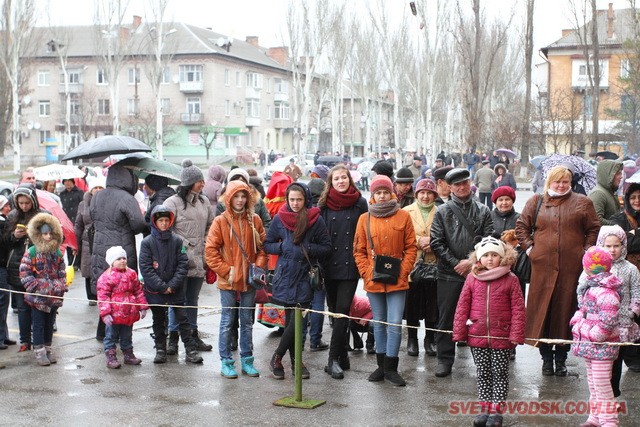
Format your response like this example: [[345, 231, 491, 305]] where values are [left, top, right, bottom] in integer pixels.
[[273, 306, 326, 409]]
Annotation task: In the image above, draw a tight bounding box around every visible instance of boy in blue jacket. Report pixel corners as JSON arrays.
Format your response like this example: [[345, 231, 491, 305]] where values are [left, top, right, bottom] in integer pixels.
[[139, 205, 203, 364]]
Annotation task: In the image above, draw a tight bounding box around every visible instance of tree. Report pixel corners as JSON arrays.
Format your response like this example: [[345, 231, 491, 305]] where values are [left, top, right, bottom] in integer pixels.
[[520, 0, 535, 169], [199, 125, 223, 162]]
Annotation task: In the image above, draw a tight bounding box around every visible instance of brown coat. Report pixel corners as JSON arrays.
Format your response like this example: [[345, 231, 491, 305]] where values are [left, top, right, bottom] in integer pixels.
[[515, 191, 600, 345], [354, 208, 417, 293], [205, 181, 267, 292]]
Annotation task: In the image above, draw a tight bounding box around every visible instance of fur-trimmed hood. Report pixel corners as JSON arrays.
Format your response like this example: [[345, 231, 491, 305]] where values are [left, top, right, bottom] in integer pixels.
[[469, 243, 517, 275], [27, 212, 63, 253]]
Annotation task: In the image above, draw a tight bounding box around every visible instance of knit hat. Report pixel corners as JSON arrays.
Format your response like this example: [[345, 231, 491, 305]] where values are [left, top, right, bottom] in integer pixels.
[[370, 175, 394, 194], [145, 174, 169, 191], [475, 236, 505, 259], [39, 223, 52, 233], [227, 168, 250, 184], [395, 167, 415, 183], [105, 246, 127, 267], [0, 195, 8, 209], [311, 164, 330, 180], [371, 160, 394, 178], [180, 159, 204, 187], [491, 186, 516, 203], [415, 178, 437, 196], [582, 246, 612, 275], [432, 166, 453, 182], [88, 176, 107, 192]]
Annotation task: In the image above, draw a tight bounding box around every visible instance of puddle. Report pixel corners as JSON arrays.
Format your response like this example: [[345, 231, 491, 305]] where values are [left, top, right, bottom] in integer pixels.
[[80, 377, 103, 385]]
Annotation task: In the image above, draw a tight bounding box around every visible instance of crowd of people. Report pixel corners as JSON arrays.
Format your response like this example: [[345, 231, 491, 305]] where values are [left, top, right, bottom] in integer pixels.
[[1, 151, 640, 427]]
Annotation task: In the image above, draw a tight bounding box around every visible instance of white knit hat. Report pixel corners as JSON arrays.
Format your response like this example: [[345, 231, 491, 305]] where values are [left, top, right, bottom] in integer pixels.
[[105, 246, 127, 267], [475, 236, 505, 259]]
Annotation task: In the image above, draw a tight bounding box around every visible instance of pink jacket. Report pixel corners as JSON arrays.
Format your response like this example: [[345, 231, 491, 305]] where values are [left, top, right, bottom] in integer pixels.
[[453, 247, 526, 349], [97, 267, 148, 326], [350, 295, 373, 327]]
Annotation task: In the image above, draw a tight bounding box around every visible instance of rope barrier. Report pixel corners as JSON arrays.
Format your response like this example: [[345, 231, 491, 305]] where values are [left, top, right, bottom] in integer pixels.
[[4, 287, 640, 348]]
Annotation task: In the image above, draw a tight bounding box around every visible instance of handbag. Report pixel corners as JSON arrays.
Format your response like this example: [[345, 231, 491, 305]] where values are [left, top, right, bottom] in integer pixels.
[[226, 218, 266, 290], [410, 261, 437, 284], [302, 246, 324, 292], [366, 214, 402, 285], [205, 265, 217, 284]]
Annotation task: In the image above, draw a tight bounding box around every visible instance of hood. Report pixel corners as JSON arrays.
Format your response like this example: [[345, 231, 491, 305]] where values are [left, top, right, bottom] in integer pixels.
[[494, 163, 507, 174], [207, 165, 227, 184], [150, 204, 176, 230], [624, 182, 640, 216], [106, 164, 139, 196], [27, 212, 63, 253], [286, 182, 313, 209], [224, 180, 255, 213], [596, 225, 628, 261], [13, 186, 40, 212], [596, 159, 623, 190], [469, 243, 518, 274]]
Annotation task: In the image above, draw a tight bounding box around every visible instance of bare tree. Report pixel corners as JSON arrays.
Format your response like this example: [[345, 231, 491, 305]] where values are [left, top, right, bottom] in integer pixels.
[[520, 0, 535, 168]]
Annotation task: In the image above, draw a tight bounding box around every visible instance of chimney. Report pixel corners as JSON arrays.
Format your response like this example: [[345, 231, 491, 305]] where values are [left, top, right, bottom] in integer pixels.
[[561, 29, 573, 38], [607, 3, 615, 39], [267, 47, 288, 66], [132, 15, 142, 29], [246, 36, 259, 47]]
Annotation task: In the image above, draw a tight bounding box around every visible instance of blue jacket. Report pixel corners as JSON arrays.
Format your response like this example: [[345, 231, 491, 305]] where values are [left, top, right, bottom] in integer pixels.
[[264, 214, 332, 305]]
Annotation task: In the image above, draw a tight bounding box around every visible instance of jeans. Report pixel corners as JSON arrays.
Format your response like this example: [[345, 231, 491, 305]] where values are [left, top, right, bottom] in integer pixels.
[[479, 192, 493, 209], [302, 287, 326, 346], [367, 290, 407, 358], [0, 268, 10, 343], [467, 164, 476, 179], [169, 276, 204, 331], [14, 291, 32, 345], [31, 307, 57, 346], [219, 289, 256, 360], [104, 324, 133, 351], [326, 279, 358, 359]]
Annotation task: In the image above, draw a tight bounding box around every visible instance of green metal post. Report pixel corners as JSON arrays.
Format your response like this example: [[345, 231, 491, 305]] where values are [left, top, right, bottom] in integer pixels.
[[294, 306, 303, 401]]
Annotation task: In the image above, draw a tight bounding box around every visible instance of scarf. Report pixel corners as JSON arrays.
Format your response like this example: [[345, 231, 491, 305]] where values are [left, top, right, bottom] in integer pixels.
[[417, 201, 435, 224], [395, 188, 411, 205], [472, 265, 511, 281], [547, 188, 571, 198], [278, 204, 320, 231], [368, 200, 400, 218], [325, 185, 361, 211]]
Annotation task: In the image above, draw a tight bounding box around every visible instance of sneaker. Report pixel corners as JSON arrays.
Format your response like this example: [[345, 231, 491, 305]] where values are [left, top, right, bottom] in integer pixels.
[[310, 340, 329, 352]]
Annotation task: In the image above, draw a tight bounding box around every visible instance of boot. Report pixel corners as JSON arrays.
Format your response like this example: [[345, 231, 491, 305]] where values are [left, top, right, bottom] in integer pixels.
[[351, 329, 364, 351], [270, 353, 285, 379], [338, 353, 350, 371], [240, 356, 260, 377], [555, 360, 567, 377], [424, 338, 437, 357], [154, 347, 167, 364], [473, 402, 491, 427], [368, 353, 385, 382], [384, 356, 406, 386], [542, 359, 554, 376], [185, 346, 203, 364], [105, 348, 121, 369], [167, 331, 179, 355], [220, 359, 238, 379], [33, 345, 50, 366], [365, 330, 375, 354], [44, 345, 57, 364], [192, 329, 213, 351], [122, 348, 142, 365], [407, 337, 419, 357], [324, 357, 344, 379], [486, 414, 503, 427]]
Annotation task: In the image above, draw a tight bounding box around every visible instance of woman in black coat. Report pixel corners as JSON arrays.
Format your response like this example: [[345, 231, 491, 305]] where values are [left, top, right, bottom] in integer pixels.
[[490, 186, 520, 236]]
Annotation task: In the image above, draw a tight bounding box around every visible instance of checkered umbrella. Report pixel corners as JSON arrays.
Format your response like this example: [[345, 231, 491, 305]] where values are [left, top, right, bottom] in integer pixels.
[[540, 154, 597, 193]]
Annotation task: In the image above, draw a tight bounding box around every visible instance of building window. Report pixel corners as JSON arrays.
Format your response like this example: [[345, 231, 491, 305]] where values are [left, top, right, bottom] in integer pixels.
[[274, 78, 288, 94], [274, 102, 290, 120], [621, 94, 637, 114], [70, 93, 81, 115], [187, 97, 201, 114], [98, 99, 110, 115], [161, 98, 171, 115], [225, 135, 239, 149], [246, 72, 263, 89], [128, 67, 140, 85], [39, 101, 50, 117], [38, 70, 50, 86], [246, 99, 260, 118], [621, 59, 630, 79], [161, 66, 171, 84], [97, 68, 108, 85], [127, 98, 140, 115], [266, 105, 271, 120], [236, 71, 241, 87], [179, 64, 203, 82], [224, 69, 230, 86], [61, 69, 80, 84], [582, 94, 592, 119], [39, 130, 51, 145], [224, 100, 230, 116]]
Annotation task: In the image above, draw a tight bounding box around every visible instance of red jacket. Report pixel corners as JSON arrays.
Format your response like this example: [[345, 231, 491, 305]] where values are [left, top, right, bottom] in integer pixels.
[[453, 257, 526, 349]]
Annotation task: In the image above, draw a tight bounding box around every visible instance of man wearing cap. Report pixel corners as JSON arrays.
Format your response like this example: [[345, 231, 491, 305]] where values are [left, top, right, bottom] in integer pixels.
[[394, 167, 416, 208], [408, 156, 423, 179], [283, 158, 302, 181], [432, 165, 453, 206], [474, 160, 495, 209], [430, 168, 494, 377], [588, 159, 623, 225]]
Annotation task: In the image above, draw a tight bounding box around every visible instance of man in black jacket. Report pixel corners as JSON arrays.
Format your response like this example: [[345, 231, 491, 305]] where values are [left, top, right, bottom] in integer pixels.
[[429, 168, 494, 377], [60, 178, 84, 268]]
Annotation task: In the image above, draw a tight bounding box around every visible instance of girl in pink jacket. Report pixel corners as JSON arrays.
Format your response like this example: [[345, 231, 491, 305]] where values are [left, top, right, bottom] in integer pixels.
[[453, 237, 526, 427]]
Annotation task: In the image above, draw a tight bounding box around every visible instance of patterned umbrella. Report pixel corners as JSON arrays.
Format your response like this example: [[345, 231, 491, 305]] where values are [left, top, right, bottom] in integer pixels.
[[540, 154, 597, 193]]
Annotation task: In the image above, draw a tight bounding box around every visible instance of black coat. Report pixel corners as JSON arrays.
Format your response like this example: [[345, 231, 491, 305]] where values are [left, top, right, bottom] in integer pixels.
[[139, 231, 188, 305], [491, 208, 520, 236], [59, 186, 84, 223], [319, 197, 368, 281]]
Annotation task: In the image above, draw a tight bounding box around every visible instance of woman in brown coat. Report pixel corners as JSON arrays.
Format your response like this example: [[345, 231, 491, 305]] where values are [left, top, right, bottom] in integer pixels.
[[515, 165, 600, 377]]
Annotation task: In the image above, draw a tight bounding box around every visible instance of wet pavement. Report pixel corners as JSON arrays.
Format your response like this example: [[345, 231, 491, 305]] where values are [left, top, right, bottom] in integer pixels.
[[2, 188, 639, 426]]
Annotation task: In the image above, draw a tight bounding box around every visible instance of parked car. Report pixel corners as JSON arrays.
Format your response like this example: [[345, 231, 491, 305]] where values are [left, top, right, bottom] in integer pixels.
[[0, 180, 14, 197]]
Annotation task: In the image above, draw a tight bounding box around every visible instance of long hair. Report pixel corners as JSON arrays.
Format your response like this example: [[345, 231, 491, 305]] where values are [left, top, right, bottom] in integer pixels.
[[317, 165, 357, 208], [176, 184, 204, 210], [286, 183, 308, 245]]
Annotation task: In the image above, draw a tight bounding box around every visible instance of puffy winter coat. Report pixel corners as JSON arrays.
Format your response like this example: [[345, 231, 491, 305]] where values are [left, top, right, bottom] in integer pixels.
[[491, 208, 520, 236], [19, 213, 67, 313], [90, 166, 146, 286], [452, 247, 526, 350], [59, 185, 84, 223], [492, 164, 517, 191], [570, 273, 621, 360], [139, 206, 188, 305], [215, 188, 271, 231], [74, 191, 94, 279], [203, 165, 226, 212], [205, 181, 267, 292], [588, 159, 623, 226], [97, 266, 148, 326], [144, 186, 176, 231]]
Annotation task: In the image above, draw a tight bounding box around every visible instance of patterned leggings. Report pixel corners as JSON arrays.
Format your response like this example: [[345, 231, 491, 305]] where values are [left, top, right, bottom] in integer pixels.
[[471, 347, 511, 408], [585, 359, 618, 427]]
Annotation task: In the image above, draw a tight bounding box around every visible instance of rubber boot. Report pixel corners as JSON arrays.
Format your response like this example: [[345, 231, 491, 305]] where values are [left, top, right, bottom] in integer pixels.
[[185, 345, 203, 364], [384, 356, 406, 386], [220, 359, 238, 378], [240, 356, 260, 377], [154, 341, 167, 364], [167, 331, 179, 355], [270, 353, 285, 379], [33, 345, 51, 366], [122, 348, 142, 365], [105, 348, 121, 369], [44, 344, 57, 364], [368, 353, 385, 382], [324, 357, 344, 379], [192, 329, 213, 351]]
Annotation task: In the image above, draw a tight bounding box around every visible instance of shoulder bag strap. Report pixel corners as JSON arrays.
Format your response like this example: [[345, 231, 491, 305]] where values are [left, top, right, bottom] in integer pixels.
[[447, 200, 476, 237], [530, 195, 544, 237], [366, 213, 376, 256], [301, 245, 313, 268], [225, 218, 250, 261]]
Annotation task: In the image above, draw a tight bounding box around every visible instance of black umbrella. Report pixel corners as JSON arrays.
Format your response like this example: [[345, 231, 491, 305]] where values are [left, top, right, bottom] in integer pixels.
[[61, 135, 152, 161], [596, 150, 619, 160], [115, 157, 182, 185], [316, 155, 345, 167]]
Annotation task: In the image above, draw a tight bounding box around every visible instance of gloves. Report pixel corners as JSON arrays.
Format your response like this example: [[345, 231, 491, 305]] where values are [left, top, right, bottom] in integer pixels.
[[102, 314, 113, 327], [140, 309, 147, 319]]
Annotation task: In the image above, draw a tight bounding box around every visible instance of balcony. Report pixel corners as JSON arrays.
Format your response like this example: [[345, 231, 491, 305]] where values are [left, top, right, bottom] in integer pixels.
[[179, 81, 204, 93], [245, 117, 260, 127], [274, 92, 288, 102], [273, 118, 291, 129], [181, 113, 204, 124], [58, 82, 83, 94], [245, 86, 261, 99]]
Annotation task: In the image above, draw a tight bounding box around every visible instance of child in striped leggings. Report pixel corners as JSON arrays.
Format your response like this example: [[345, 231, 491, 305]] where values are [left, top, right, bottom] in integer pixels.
[[571, 247, 622, 427]]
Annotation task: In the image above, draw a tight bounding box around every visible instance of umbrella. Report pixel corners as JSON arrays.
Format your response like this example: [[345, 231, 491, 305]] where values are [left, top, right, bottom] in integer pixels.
[[33, 164, 85, 181], [529, 155, 547, 169], [627, 170, 640, 184], [115, 157, 183, 185], [540, 154, 597, 193], [349, 169, 362, 183], [316, 155, 345, 167], [357, 160, 374, 177], [596, 150, 619, 160], [496, 148, 517, 159], [35, 189, 77, 252], [61, 135, 152, 161]]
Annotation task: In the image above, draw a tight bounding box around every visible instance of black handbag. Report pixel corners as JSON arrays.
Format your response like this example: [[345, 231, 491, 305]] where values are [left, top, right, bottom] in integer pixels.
[[366, 214, 402, 285], [302, 246, 324, 292], [410, 261, 437, 284]]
